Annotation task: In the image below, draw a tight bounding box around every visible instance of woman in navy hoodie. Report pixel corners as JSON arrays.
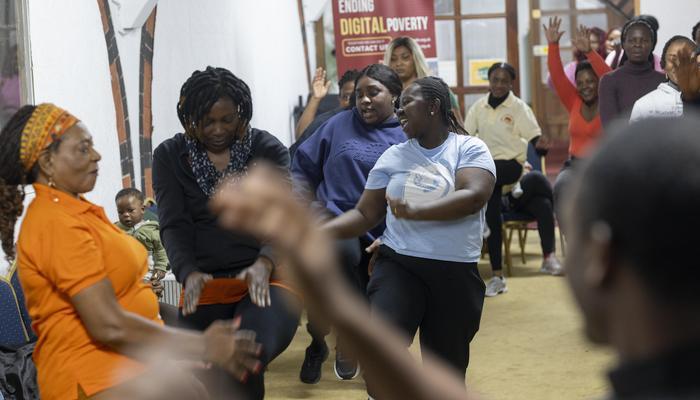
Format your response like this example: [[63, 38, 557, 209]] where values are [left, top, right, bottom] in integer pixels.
[[291, 64, 406, 384]]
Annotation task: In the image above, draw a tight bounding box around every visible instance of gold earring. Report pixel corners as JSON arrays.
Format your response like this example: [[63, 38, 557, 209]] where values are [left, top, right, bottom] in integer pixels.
[[48, 177, 59, 202]]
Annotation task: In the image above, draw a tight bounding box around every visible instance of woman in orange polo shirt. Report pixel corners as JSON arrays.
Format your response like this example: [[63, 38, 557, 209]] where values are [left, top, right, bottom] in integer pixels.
[[0, 104, 262, 400]]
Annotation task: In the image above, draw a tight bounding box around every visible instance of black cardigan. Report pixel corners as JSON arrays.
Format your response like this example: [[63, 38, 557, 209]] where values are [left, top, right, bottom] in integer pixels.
[[152, 129, 290, 283]]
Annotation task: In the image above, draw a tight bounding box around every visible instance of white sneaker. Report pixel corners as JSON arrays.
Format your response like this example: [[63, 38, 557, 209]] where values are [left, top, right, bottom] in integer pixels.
[[512, 182, 524, 198], [540, 254, 564, 276], [485, 276, 508, 297]]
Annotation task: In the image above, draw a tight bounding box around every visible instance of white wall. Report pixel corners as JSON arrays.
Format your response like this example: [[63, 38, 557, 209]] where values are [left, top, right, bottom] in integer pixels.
[[151, 0, 308, 152], [27, 0, 124, 218], [640, 0, 700, 53], [23, 0, 308, 221]]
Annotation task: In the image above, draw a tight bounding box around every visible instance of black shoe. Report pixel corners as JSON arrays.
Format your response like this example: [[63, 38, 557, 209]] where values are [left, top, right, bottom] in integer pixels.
[[300, 342, 329, 384], [334, 350, 360, 380]]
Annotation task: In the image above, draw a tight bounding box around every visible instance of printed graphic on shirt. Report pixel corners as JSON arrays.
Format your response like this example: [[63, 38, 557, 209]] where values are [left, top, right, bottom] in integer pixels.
[[336, 139, 390, 169], [501, 114, 514, 125], [400, 162, 453, 204]]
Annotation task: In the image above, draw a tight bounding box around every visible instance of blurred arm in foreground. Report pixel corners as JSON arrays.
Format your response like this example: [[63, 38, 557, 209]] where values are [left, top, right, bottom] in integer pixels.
[[211, 164, 478, 400]]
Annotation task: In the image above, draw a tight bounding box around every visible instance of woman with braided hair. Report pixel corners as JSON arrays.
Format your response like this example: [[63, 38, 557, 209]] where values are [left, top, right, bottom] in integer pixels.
[[0, 104, 263, 400], [322, 76, 495, 394], [152, 66, 300, 399]]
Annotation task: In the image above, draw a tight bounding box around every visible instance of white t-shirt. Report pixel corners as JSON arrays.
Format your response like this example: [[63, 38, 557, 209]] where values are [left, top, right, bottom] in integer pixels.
[[365, 133, 496, 263], [630, 82, 683, 123]]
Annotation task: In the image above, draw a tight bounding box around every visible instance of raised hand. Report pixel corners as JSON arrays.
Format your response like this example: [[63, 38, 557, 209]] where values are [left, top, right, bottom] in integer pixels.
[[572, 24, 592, 53], [543, 16, 565, 44], [311, 67, 332, 100], [674, 47, 700, 101]]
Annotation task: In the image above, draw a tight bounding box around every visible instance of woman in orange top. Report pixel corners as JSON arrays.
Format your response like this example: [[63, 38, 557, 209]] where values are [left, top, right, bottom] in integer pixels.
[[0, 104, 262, 400], [545, 17, 610, 217]]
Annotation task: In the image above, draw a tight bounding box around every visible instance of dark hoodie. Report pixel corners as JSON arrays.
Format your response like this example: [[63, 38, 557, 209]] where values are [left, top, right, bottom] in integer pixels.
[[291, 107, 406, 239]]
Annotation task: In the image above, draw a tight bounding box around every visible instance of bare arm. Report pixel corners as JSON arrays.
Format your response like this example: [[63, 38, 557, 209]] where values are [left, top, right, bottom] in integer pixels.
[[72, 279, 260, 378], [295, 68, 331, 139], [389, 167, 495, 221], [571, 24, 612, 79], [322, 188, 387, 238]]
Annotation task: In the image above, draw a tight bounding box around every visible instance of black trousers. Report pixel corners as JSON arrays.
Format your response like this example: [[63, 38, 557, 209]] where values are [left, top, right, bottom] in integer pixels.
[[485, 159, 523, 271], [368, 246, 485, 378], [510, 171, 556, 256], [307, 237, 371, 343], [178, 286, 301, 400]]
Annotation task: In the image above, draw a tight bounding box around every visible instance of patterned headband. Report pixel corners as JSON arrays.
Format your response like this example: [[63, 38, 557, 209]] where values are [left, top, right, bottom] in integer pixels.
[[19, 103, 79, 172]]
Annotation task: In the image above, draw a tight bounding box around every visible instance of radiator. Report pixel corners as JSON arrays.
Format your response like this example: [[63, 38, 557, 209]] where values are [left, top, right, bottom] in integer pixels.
[[161, 277, 182, 307]]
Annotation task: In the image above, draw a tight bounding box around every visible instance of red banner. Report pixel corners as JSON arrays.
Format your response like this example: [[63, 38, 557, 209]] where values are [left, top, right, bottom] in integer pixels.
[[332, 0, 436, 75]]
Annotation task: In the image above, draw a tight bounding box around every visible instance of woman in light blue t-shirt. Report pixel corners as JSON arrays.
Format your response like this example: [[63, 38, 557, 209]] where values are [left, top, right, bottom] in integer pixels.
[[324, 77, 496, 390]]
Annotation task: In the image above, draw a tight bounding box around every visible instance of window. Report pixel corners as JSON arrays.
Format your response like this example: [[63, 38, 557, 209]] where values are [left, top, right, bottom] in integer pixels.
[[435, 0, 519, 115], [0, 0, 20, 128]]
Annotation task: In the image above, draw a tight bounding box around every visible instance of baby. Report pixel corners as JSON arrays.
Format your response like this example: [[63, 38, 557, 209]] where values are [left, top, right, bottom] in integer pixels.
[[114, 188, 169, 297]]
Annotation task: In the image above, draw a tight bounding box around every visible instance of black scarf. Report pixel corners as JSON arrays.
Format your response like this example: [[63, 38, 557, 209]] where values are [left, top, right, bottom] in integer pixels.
[[184, 129, 253, 197]]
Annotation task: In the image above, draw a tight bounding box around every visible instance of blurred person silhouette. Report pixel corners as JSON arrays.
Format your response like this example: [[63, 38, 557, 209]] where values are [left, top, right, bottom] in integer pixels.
[[563, 115, 700, 399]]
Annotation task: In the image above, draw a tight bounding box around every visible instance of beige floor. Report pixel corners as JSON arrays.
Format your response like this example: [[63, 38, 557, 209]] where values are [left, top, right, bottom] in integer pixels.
[[265, 231, 615, 399]]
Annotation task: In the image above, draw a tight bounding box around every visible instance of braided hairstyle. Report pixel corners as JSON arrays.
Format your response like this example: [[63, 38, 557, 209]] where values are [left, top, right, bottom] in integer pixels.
[[177, 66, 253, 139], [0, 105, 37, 260], [412, 76, 468, 135]]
